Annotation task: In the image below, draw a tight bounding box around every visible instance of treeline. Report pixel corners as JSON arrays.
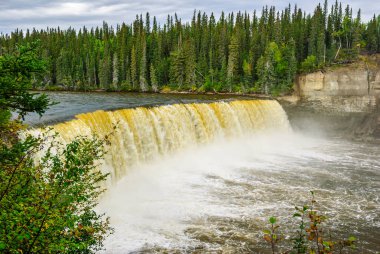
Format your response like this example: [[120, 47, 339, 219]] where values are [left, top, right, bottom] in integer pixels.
[[0, 1, 379, 94]]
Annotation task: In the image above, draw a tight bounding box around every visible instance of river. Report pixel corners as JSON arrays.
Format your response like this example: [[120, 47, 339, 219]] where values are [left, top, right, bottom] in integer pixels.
[[26, 92, 380, 253]]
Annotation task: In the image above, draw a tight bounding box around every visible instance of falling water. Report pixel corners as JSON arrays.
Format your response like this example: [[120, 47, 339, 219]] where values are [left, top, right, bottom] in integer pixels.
[[32, 96, 378, 253], [51, 100, 290, 183]]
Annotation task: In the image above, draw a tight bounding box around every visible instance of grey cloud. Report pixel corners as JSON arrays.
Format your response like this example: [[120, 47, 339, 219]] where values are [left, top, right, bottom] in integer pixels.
[[0, 0, 378, 34]]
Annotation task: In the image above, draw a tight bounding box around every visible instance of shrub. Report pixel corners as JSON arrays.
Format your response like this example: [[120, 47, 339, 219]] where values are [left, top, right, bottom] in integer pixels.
[[160, 85, 172, 93], [0, 41, 113, 253], [300, 55, 318, 73], [0, 132, 113, 253], [263, 191, 356, 254]]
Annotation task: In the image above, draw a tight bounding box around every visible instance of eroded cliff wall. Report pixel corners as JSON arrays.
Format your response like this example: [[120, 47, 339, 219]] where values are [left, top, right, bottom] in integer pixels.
[[283, 55, 380, 140], [295, 55, 380, 113]]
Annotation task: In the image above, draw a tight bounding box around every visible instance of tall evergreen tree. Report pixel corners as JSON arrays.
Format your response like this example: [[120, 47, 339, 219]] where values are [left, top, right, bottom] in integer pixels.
[[256, 42, 280, 94], [227, 35, 239, 92], [0, 1, 377, 94], [112, 54, 119, 89], [130, 45, 138, 90], [139, 35, 148, 92]]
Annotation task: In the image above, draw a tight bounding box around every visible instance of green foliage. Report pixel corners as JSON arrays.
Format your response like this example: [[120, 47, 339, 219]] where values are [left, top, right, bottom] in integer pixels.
[[0, 133, 112, 253], [256, 42, 279, 94], [263, 192, 357, 254], [263, 216, 281, 254], [300, 55, 318, 73], [169, 39, 196, 90], [227, 35, 239, 92], [0, 42, 112, 253], [0, 2, 378, 94], [256, 41, 297, 95], [150, 64, 159, 92], [0, 41, 50, 124], [291, 205, 309, 253]]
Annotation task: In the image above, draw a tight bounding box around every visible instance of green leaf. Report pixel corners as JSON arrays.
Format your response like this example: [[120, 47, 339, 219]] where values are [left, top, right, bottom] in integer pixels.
[[322, 241, 331, 248], [293, 213, 302, 217], [263, 230, 271, 234], [269, 217, 277, 224], [0, 242, 6, 250], [348, 236, 356, 242]]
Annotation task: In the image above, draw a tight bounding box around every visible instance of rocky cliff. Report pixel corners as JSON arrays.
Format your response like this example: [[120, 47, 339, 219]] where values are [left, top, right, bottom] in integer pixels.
[[282, 55, 380, 140], [294, 55, 380, 113]]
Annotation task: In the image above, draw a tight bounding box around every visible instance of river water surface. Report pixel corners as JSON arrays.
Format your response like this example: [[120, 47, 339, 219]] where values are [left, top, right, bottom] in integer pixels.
[[27, 92, 380, 253]]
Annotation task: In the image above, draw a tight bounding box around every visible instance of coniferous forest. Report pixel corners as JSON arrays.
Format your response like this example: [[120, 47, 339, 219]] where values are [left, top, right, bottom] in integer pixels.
[[1, 1, 379, 95]]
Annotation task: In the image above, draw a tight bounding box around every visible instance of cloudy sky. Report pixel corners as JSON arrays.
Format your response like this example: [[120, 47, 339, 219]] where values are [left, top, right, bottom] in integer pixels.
[[0, 0, 378, 34]]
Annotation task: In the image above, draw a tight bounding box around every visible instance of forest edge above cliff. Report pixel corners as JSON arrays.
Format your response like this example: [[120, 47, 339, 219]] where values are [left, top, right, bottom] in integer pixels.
[[36, 54, 380, 107]]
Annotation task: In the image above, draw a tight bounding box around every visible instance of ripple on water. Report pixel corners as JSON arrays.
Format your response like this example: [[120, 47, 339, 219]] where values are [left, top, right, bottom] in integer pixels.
[[98, 133, 380, 253]]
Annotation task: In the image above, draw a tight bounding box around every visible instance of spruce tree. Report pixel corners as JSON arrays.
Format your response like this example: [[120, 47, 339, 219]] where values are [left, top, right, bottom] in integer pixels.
[[112, 54, 119, 89], [139, 36, 148, 92], [150, 64, 158, 92], [130, 45, 138, 90], [227, 35, 239, 92], [0, 1, 377, 94]]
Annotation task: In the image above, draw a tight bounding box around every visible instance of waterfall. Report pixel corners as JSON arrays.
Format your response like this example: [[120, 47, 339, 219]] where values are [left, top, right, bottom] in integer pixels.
[[50, 100, 290, 183]]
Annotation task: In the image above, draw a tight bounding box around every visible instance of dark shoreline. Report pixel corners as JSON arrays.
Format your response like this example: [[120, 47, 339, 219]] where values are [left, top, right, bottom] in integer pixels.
[[31, 88, 274, 99]]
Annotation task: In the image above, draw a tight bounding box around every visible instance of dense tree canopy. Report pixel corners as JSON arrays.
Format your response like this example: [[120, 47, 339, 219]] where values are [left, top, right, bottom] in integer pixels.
[[0, 1, 379, 95]]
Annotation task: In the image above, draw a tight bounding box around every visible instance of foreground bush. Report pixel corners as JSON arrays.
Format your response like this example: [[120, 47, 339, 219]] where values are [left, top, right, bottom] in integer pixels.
[[0, 42, 112, 253], [0, 132, 112, 253]]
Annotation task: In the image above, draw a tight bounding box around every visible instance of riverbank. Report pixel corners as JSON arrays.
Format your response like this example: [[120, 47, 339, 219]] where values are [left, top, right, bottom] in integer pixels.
[[32, 87, 274, 99], [35, 54, 380, 111], [32, 55, 380, 141]]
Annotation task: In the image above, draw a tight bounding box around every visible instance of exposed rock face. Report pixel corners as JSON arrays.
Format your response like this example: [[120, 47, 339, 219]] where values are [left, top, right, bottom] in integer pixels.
[[283, 55, 380, 140], [295, 55, 380, 113]]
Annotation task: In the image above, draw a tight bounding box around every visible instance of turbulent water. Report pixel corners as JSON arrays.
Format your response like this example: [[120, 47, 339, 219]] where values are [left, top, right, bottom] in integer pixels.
[[98, 134, 380, 253], [31, 93, 379, 253], [51, 100, 290, 184]]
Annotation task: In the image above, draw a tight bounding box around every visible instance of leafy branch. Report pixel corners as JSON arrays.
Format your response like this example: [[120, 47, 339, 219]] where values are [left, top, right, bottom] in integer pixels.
[[263, 191, 356, 254]]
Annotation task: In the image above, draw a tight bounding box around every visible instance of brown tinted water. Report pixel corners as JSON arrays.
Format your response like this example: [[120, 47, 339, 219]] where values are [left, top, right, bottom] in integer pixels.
[[27, 92, 380, 253]]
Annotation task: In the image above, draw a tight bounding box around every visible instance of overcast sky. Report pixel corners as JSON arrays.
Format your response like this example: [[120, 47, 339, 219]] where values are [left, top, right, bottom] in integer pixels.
[[0, 0, 378, 34]]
